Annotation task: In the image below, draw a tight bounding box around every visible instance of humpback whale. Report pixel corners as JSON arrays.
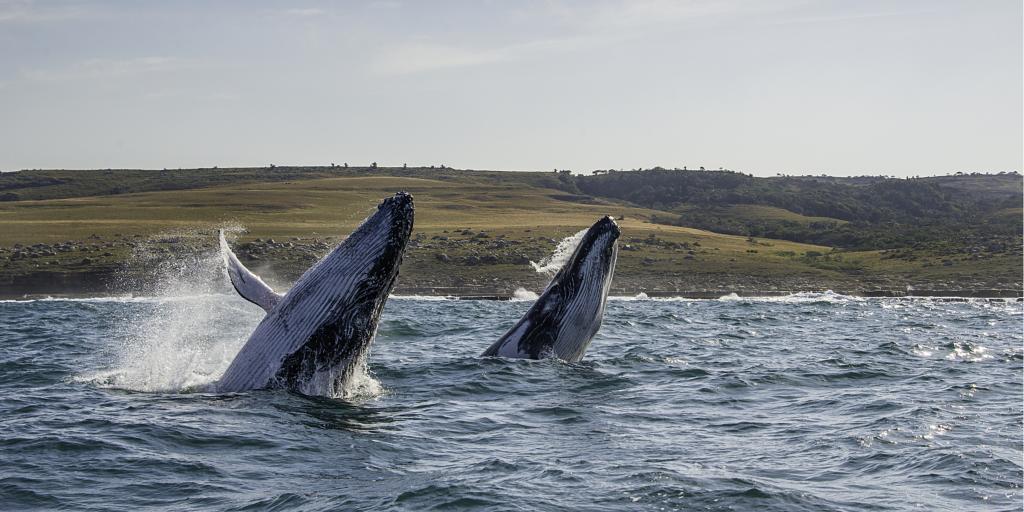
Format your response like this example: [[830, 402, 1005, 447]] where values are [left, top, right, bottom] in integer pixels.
[[216, 192, 414, 396], [482, 216, 619, 362]]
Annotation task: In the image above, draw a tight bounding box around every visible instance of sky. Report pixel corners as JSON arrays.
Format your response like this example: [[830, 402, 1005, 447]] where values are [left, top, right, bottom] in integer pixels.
[[0, 0, 1021, 176]]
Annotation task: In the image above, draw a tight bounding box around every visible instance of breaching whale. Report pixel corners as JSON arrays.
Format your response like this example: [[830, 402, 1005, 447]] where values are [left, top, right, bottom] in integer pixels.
[[216, 192, 414, 396], [482, 216, 619, 362]]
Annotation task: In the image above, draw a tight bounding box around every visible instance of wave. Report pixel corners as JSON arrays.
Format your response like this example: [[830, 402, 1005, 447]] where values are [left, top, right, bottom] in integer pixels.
[[609, 293, 696, 302], [510, 287, 539, 302], [389, 295, 456, 301], [716, 290, 864, 303], [0, 294, 237, 305]]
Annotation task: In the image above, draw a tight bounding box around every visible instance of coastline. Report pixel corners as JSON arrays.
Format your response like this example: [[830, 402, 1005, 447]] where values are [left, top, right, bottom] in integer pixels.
[[2, 272, 1020, 302]]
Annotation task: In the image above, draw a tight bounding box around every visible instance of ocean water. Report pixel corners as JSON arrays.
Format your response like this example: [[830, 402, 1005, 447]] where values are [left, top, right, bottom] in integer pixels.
[[0, 292, 1021, 511]]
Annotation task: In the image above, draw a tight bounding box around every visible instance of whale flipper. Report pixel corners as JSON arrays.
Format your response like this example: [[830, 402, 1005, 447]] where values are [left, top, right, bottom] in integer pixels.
[[219, 230, 282, 313]]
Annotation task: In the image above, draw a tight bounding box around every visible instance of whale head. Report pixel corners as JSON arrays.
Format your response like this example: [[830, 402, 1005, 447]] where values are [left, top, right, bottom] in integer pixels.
[[482, 215, 620, 362]]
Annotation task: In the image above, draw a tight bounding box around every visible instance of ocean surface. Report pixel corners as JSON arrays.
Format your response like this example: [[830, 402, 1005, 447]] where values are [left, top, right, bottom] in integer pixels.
[[1, 291, 1021, 511]]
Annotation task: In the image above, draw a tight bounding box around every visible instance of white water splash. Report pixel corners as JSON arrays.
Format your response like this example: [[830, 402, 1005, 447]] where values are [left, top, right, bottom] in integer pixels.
[[79, 244, 257, 392], [78, 228, 383, 398], [607, 292, 662, 302], [339, 364, 385, 399], [529, 229, 587, 275], [511, 287, 539, 301], [389, 295, 455, 301], [716, 290, 864, 303]]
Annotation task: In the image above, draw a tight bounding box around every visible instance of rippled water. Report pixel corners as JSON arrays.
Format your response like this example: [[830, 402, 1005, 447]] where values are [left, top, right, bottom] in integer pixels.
[[1, 293, 1021, 511]]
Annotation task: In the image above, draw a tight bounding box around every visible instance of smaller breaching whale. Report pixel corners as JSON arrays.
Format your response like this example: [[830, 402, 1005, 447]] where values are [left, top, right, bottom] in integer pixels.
[[482, 216, 620, 362], [216, 192, 414, 396]]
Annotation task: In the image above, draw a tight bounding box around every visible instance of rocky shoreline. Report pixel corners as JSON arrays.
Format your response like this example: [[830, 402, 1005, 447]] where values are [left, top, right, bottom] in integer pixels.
[[1, 269, 1019, 301], [2, 232, 1020, 301]]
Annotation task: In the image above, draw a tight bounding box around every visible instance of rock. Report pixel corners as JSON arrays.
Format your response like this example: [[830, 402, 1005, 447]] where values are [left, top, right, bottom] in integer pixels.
[[81, 257, 93, 264], [465, 255, 480, 266], [481, 255, 498, 264], [436, 253, 451, 263]]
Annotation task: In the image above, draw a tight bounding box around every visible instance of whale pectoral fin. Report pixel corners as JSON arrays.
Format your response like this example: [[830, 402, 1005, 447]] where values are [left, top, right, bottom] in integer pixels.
[[219, 230, 283, 313]]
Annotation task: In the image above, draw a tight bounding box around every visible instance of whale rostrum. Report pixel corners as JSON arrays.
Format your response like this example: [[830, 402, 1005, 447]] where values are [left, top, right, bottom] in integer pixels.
[[216, 192, 414, 396]]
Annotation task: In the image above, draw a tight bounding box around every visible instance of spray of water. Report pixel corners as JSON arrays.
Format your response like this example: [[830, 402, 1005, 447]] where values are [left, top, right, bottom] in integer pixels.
[[529, 229, 587, 275], [511, 287, 539, 301], [80, 226, 383, 398], [78, 235, 258, 392]]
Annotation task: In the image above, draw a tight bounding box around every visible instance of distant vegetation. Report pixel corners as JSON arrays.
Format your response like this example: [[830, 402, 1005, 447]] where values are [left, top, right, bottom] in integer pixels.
[[1, 164, 1020, 254], [0, 165, 1019, 296], [556, 168, 1022, 251]]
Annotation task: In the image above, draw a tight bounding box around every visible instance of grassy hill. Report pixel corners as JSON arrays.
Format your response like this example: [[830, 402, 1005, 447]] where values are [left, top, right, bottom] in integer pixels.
[[563, 169, 1022, 251], [0, 167, 1019, 298]]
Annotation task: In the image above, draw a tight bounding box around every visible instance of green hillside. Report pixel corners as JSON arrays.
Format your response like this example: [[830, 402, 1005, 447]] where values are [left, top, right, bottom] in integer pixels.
[[0, 167, 1019, 298], [563, 168, 1022, 251]]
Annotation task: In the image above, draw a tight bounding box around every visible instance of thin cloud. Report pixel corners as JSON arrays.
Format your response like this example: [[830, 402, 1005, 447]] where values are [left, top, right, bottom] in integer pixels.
[[765, 9, 932, 26], [367, 0, 402, 10], [371, 33, 629, 75], [142, 89, 241, 102], [0, 0, 92, 23], [284, 8, 325, 17], [543, 0, 798, 31], [22, 56, 194, 82], [368, 0, 791, 75]]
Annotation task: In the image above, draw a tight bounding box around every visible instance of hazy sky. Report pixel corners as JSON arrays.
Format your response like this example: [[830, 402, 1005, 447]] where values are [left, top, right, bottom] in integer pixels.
[[1, 0, 1020, 175]]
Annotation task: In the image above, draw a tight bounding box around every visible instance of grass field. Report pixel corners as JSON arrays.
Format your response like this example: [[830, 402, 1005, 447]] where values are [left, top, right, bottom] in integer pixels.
[[0, 172, 1019, 296]]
